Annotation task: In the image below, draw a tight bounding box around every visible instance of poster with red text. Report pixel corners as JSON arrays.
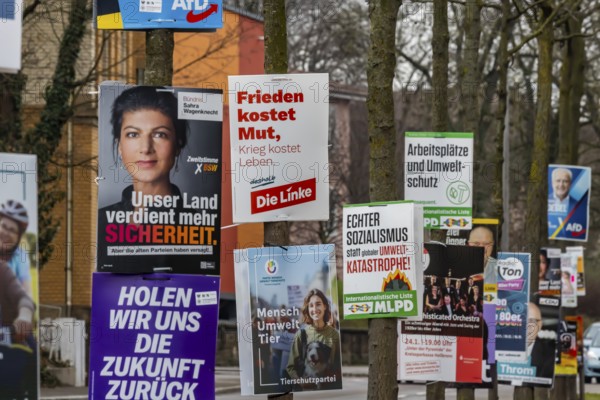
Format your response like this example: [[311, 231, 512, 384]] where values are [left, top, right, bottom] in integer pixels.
[[228, 74, 329, 222]]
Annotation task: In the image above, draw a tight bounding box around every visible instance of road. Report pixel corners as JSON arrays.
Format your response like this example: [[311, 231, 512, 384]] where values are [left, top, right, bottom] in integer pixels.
[[217, 376, 600, 399]]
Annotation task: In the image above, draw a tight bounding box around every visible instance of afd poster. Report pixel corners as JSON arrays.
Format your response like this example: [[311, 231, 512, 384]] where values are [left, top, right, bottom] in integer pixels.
[[0, 0, 22, 73], [497, 294, 559, 387], [398, 243, 485, 383], [0, 153, 39, 399], [566, 246, 586, 296], [88, 273, 220, 400], [95, 0, 222, 30], [96, 82, 222, 274], [342, 202, 424, 320], [539, 247, 561, 295], [404, 132, 473, 230], [443, 218, 498, 388], [495, 252, 530, 363], [547, 164, 591, 241], [234, 245, 342, 395], [228, 74, 329, 223]]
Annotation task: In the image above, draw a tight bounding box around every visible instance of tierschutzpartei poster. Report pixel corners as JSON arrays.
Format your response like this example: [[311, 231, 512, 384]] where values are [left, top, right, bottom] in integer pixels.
[[228, 74, 329, 223], [96, 83, 222, 274], [234, 245, 342, 395], [342, 202, 424, 320], [0, 153, 39, 399], [404, 132, 473, 230], [398, 243, 485, 383], [88, 273, 220, 400]]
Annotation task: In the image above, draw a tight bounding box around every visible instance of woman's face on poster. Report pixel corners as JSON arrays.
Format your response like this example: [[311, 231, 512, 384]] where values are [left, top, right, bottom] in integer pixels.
[[118, 109, 178, 187], [308, 294, 326, 323]]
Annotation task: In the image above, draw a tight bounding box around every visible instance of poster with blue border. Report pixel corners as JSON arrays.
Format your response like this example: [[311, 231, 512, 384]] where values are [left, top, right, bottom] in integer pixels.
[[95, 0, 223, 30], [88, 272, 220, 400], [547, 164, 591, 242], [495, 252, 530, 363]]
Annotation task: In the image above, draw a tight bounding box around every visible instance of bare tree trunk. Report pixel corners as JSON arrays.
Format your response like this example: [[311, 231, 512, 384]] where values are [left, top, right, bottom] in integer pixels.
[[366, 1, 401, 399], [263, 1, 291, 399], [145, 30, 174, 85], [428, 1, 448, 397]]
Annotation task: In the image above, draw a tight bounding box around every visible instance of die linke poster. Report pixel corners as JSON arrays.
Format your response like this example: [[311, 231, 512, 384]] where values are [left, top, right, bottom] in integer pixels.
[[398, 243, 485, 383], [0, 0, 23, 73], [96, 83, 222, 274], [342, 202, 424, 320], [404, 132, 473, 230], [228, 74, 329, 223], [95, 0, 223, 30], [234, 245, 342, 395], [88, 273, 220, 400]]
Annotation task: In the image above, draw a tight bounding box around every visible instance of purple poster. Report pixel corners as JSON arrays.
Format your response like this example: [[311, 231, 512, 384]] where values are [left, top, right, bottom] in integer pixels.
[[88, 272, 220, 400]]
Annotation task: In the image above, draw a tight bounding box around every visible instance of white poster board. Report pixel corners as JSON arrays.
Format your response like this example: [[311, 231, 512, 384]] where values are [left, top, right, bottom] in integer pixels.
[[0, 0, 23, 73]]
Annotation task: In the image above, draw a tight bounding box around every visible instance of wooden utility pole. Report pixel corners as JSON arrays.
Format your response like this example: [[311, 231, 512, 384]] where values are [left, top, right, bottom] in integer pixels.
[[145, 30, 174, 85], [263, 1, 291, 400], [365, 1, 402, 399]]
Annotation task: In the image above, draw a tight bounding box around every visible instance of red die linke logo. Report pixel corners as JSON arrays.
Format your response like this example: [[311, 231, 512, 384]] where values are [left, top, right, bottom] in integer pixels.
[[251, 178, 316, 214], [171, 0, 219, 23]]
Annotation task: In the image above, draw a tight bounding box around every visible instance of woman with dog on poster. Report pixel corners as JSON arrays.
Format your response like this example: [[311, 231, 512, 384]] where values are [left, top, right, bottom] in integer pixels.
[[286, 288, 342, 391]]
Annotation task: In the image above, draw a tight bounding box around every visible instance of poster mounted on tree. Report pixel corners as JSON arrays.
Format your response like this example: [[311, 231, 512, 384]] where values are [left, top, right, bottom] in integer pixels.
[[342, 202, 424, 320], [555, 317, 580, 376], [547, 164, 591, 242], [560, 252, 577, 308], [0, 153, 39, 399], [398, 243, 485, 383], [565, 246, 586, 296], [95, 0, 223, 30], [234, 245, 342, 395], [96, 82, 222, 274], [88, 272, 220, 400], [538, 247, 561, 295], [228, 74, 329, 223], [404, 132, 473, 230], [0, 0, 23, 73]]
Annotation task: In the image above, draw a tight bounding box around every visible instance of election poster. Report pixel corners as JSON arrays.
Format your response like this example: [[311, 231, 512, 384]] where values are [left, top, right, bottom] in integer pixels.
[[497, 294, 559, 387], [560, 253, 577, 308], [566, 246, 586, 296], [228, 74, 329, 223], [404, 132, 473, 230], [96, 82, 222, 274], [398, 243, 485, 383], [539, 247, 561, 296], [495, 252, 530, 363], [88, 273, 220, 400], [342, 202, 424, 320], [0, 0, 23, 73], [234, 245, 342, 395], [548, 164, 591, 241], [95, 0, 222, 30], [555, 317, 579, 376], [443, 218, 499, 388], [0, 153, 39, 399]]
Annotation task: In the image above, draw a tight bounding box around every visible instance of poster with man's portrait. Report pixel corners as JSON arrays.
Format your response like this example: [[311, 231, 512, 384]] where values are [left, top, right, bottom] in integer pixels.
[[96, 82, 222, 274], [0, 153, 39, 399], [547, 164, 591, 242]]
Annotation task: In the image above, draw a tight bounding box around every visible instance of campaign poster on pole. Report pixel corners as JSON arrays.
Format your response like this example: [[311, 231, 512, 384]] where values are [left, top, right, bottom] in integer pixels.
[[443, 218, 499, 388], [234, 245, 342, 395], [560, 253, 577, 308], [548, 164, 591, 241], [539, 247, 561, 295], [398, 243, 485, 383], [0, 0, 23, 73], [555, 317, 579, 376], [342, 202, 424, 320], [497, 294, 559, 387], [96, 82, 222, 274], [88, 272, 220, 400], [404, 132, 473, 230], [495, 252, 530, 363], [228, 74, 329, 223], [0, 153, 39, 399], [565, 246, 586, 296], [95, 0, 223, 30]]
